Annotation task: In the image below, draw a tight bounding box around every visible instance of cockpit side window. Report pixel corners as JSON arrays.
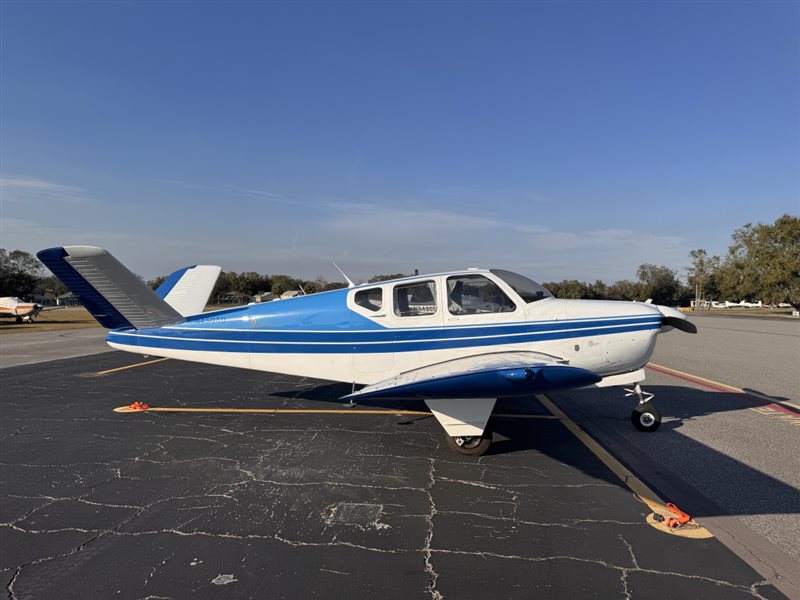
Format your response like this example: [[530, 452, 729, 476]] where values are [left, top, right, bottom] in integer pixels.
[[447, 275, 516, 315], [490, 269, 553, 303], [354, 288, 383, 312], [394, 281, 437, 317]]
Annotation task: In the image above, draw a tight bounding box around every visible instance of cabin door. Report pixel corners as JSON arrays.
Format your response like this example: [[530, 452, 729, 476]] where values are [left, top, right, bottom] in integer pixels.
[[443, 274, 523, 352]]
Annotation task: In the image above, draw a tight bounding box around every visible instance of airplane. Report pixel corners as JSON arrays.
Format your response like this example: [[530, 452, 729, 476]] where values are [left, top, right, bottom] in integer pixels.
[[721, 300, 763, 309], [37, 246, 697, 456], [0, 296, 65, 323], [738, 300, 763, 309]]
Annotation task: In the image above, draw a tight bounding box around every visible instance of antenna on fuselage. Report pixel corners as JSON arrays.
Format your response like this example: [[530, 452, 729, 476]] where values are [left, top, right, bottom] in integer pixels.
[[332, 262, 356, 288]]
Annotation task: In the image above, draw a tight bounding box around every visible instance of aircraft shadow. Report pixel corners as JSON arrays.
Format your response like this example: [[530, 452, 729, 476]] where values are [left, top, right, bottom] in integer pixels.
[[547, 384, 800, 519], [271, 379, 800, 518]]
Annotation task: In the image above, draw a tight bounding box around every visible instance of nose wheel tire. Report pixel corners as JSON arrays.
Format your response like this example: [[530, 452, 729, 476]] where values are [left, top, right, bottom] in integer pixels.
[[446, 427, 493, 456], [631, 403, 661, 432]]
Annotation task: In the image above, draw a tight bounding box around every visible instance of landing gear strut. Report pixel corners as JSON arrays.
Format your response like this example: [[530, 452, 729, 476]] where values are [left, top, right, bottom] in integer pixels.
[[446, 425, 493, 456], [625, 384, 661, 432]]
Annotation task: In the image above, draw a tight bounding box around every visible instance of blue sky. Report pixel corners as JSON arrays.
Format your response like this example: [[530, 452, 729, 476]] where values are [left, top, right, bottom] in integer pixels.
[[2, 1, 798, 283]]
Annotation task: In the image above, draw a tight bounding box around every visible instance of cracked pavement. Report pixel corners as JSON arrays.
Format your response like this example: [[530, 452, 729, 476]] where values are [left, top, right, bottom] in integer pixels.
[[0, 353, 790, 599]]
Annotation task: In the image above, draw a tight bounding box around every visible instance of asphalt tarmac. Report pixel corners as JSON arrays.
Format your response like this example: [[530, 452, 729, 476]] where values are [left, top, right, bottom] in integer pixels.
[[0, 328, 111, 369], [2, 325, 797, 600]]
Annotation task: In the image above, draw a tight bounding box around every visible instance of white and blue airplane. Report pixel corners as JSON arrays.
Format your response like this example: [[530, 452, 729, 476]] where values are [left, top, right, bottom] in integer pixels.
[[37, 246, 696, 456]]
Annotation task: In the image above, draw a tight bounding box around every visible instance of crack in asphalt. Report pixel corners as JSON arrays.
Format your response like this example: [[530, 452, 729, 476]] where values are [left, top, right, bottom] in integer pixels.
[[1, 363, 782, 599]]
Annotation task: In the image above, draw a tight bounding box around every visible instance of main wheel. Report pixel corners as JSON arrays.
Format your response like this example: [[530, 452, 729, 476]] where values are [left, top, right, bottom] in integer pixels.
[[631, 403, 661, 432], [446, 427, 493, 456]]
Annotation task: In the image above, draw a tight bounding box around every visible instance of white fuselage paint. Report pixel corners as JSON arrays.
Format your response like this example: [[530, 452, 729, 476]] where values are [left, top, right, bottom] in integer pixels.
[[107, 296, 664, 386]]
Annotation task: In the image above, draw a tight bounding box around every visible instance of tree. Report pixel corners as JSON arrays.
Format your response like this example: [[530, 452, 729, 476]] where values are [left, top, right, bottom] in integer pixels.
[[38, 275, 68, 297], [717, 215, 800, 306], [636, 264, 680, 305], [543, 280, 595, 299], [687, 249, 721, 306], [239, 272, 271, 296], [590, 280, 608, 300], [606, 279, 644, 301], [211, 271, 241, 301], [0, 249, 44, 297], [300, 280, 321, 294], [369, 273, 408, 283], [271, 275, 300, 296], [147, 275, 168, 290]]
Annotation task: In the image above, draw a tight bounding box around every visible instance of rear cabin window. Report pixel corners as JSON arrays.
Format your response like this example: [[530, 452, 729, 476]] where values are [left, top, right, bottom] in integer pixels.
[[354, 288, 383, 312], [447, 275, 516, 315], [394, 281, 437, 317]]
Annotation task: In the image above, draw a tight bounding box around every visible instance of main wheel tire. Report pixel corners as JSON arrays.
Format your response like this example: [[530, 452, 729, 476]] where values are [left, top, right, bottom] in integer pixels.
[[446, 427, 493, 456], [631, 403, 661, 432]]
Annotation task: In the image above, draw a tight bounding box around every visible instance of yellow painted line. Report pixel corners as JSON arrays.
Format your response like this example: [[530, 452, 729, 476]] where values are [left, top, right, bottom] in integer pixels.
[[96, 357, 170, 376], [535, 393, 713, 539], [114, 406, 430, 415], [648, 361, 800, 412], [112, 406, 558, 419]]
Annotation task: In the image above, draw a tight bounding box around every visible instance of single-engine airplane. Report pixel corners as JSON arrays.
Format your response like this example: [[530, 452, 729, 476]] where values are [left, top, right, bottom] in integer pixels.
[[0, 296, 64, 323], [37, 246, 696, 456]]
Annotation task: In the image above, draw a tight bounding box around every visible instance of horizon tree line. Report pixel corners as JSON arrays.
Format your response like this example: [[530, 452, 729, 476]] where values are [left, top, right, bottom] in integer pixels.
[[2, 214, 797, 308]]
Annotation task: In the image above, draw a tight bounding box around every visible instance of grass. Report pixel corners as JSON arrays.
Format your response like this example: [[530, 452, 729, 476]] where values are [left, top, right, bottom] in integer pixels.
[[0, 306, 100, 335]]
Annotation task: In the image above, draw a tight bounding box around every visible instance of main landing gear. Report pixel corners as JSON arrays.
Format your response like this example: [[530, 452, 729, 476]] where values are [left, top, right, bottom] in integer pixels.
[[446, 425, 493, 457], [425, 398, 496, 457], [625, 383, 661, 432]]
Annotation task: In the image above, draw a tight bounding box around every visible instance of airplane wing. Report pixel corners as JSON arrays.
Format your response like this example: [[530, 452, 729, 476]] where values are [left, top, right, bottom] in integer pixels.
[[341, 351, 602, 401]]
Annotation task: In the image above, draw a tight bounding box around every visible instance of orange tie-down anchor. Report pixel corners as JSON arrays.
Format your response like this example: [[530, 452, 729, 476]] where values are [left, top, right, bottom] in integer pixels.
[[654, 502, 692, 528]]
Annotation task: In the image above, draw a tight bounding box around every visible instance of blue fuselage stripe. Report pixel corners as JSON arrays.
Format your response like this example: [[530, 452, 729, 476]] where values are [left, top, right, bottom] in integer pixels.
[[120, 315, 659, 342], [107, 319, 661, 354]]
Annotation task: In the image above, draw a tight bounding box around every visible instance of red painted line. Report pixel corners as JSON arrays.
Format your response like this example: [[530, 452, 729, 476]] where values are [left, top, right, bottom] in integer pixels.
[[645, 364, 731, 393], [645, 365, 799, 417]]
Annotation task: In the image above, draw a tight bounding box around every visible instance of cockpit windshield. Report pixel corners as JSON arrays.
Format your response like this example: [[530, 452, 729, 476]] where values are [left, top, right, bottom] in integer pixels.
[[490, 269, 553, 303]]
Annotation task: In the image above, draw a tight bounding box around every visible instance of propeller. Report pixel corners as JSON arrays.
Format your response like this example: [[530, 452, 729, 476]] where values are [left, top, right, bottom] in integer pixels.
[[662, 316, 697, 334]]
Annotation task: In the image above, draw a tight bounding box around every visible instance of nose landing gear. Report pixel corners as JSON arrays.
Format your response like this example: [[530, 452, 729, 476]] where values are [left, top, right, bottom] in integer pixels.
[[625, 383, 661, 432]]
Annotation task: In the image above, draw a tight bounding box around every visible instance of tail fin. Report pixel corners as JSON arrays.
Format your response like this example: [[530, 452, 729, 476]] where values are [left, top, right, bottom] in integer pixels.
[[155, 265, 221, 317], [37, 246, 184, 330]]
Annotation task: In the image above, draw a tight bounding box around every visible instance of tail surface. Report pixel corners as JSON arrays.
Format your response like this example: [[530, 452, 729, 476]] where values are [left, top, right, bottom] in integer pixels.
[[37, 246, 184, 330], [155, 265, 221, 317]]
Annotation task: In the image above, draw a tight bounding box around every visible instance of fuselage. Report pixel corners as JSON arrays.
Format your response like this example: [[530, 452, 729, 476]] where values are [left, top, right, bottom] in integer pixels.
[[106, 269, 665, 386]]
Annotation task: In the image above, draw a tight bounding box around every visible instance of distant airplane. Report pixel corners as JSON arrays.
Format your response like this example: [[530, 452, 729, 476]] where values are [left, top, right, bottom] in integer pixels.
[[721, 300, 763, 309], [38, 246, 696, 456], [738, 300, 763, 309], [0, 297, 64, 323]]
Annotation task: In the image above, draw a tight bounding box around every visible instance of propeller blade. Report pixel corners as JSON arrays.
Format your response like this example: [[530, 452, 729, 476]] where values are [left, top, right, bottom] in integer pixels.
[[662, 316, 697, 334]]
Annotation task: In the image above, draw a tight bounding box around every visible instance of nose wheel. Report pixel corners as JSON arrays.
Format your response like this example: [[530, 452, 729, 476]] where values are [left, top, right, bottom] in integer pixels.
[[625, 384, 661, 432]]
